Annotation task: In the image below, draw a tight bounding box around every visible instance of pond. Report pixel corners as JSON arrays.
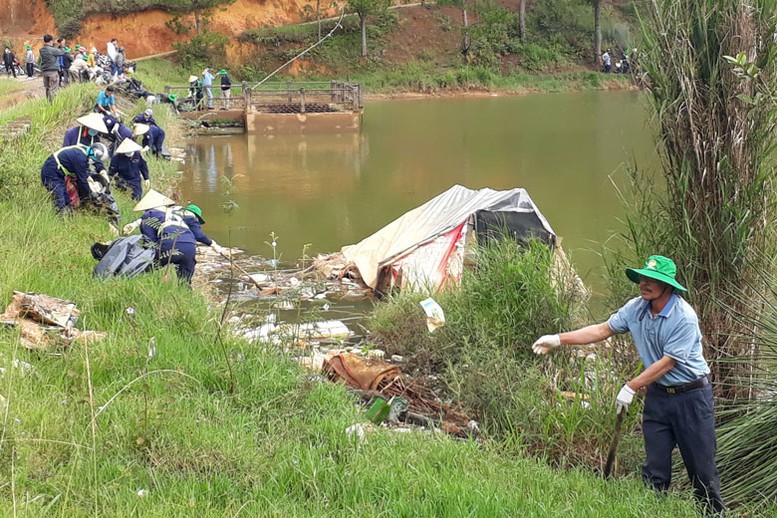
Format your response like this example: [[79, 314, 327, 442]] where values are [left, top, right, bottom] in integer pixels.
[[181, 90, 658, 305]]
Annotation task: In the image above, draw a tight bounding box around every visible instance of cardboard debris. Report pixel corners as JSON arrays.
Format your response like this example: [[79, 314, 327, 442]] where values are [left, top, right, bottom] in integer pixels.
[[0, 292, 105, 350]]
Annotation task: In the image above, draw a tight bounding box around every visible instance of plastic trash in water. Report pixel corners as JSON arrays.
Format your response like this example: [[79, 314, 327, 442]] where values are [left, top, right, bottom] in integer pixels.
[[420, 297, 445, 332]]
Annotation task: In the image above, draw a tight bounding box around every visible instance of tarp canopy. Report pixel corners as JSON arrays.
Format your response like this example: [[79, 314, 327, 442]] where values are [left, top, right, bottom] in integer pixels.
[[341, 185, 556, 290]]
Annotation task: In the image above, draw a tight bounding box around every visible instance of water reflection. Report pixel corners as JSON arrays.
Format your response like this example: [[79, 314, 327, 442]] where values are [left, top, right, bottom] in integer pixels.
[[181, 91, 657, 293]]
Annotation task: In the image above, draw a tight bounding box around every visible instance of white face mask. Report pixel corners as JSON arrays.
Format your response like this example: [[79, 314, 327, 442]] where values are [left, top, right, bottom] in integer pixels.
[[124, 152, 134, 158]]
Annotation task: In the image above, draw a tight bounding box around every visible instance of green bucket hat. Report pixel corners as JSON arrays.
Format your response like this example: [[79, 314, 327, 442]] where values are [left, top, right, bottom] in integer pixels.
[[186, 204, 205, 224], [168, 93, 177, 102], [218, 69, 227, 75], [25, 45, 31, 50], [626, 255, 687, 292]]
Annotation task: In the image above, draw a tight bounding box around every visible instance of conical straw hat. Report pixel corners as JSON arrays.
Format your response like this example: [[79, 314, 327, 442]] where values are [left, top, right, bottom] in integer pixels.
[[132, 189, 175, 212], [76, 113, 109, 134], [133, 123, 150, 137], [115, 138, 142, 154]]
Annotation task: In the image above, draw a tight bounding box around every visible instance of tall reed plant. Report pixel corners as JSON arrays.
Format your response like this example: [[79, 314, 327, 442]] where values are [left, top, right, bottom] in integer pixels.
[[714, 269, 777, 509], [620, 0, 777, 399]]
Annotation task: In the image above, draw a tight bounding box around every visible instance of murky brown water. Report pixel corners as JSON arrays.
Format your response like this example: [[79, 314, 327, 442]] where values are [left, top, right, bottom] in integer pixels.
[[181, 90, 657, 298]]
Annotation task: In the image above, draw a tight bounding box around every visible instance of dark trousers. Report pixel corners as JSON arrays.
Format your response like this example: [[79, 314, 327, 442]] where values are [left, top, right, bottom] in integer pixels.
[[4, 63, 16, 77], [26, 63, 33, 77], [159, 241, 196, 284], [642, 383, 724, 514], [41, 165, 69, 210], [114, 175, 142, 200]]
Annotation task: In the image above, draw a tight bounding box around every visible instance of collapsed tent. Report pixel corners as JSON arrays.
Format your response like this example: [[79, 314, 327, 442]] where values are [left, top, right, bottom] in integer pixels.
[[341, 185, 558, 293]]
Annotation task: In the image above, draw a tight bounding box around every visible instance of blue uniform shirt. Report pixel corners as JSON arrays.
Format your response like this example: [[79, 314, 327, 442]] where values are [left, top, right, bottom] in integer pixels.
[[97, 91, 115, 109], [607, 294, 710, 386]]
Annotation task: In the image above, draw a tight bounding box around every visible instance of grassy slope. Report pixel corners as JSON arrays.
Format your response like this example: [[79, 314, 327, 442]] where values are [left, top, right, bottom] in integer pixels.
[[0, 86, 697, 516]]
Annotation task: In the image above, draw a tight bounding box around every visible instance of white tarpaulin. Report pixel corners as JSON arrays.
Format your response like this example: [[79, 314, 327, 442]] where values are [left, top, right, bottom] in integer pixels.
[[341, 185, 556, 290]]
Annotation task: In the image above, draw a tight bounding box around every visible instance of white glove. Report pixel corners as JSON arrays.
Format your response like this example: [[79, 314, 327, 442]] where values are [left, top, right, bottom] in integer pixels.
[[143, 179, 150, 189], [616, 384, 636, 415], [123, 219, 140, 235], [210, 242, 225, 255], [141, 146, 150, 154], [531, 334, 561, 355], [100, 170, 110, 184]]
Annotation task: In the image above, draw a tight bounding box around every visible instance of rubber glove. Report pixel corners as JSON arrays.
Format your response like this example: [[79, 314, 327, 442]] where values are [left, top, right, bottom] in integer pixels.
[[143, 179, 150, 190], [531, 334, 561, 355], [210, 242, 225, 255], [123, 219, 140, 235], [616, 384, 635, 415]]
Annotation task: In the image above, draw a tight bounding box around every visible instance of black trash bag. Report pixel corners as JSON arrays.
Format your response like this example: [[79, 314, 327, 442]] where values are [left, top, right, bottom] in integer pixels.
[[87, 173, 120, 226], [93, 235, 156, 278]]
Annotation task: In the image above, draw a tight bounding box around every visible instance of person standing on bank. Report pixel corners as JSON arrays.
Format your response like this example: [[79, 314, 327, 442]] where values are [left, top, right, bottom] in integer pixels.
[[202, 67, 215, 110], [39, 35, 67, 102], [218, 69, 232, 110], [3, 47, 17, 78], [24, 45, 35, 78], [531, 255, 724, 515]]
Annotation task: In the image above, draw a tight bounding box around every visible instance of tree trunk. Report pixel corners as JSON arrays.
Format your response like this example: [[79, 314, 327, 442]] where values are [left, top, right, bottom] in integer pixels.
[[194, 9, 202, 36], [360, 13, 367, 57], [519, 0, 526, 41], [317, 0, 321, 40], [593, 1, 601, 65], [461, 2, 470, 57]]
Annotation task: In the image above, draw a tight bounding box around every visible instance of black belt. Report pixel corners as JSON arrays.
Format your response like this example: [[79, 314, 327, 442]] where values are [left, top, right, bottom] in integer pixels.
[[653, 375, 709, 394]]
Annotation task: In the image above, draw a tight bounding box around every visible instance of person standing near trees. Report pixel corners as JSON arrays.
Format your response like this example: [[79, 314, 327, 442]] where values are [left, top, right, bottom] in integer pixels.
[[218, 69, 232, 110], [602, 49, 612, 73], [202, 67, 215, 110], [3, 47, 16, 78], [24, 45, 35, 78], [39, 35, 66, 102], [531, 255, 724, 515]]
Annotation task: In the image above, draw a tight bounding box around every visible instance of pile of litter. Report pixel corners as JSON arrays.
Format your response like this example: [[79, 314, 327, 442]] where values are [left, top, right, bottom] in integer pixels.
[[0, 292, 106, 350], [323, 352, 478, 438]]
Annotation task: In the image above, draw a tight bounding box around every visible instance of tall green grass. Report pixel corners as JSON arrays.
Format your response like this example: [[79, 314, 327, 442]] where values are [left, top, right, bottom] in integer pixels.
[[369, 240, 647, 471], [619, 0, 777, 400], [0, 66, 701, 516]]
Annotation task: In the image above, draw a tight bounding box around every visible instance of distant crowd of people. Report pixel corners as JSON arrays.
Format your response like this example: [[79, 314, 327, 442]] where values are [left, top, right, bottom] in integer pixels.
[[601, 48, 638, 74], [186, 67, 233, 111]]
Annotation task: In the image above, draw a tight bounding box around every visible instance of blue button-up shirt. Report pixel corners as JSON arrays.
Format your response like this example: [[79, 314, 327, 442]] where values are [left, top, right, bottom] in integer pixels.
[[607, 294, 710, 386]]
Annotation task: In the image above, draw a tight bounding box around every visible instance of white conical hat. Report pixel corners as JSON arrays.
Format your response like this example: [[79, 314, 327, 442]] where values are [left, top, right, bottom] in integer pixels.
[[76, 113, 109, 133], [115, 138, 142, 154], [132, 189, 175, 212], [133, 123, 150, 137], [188, 75, 198, 82]]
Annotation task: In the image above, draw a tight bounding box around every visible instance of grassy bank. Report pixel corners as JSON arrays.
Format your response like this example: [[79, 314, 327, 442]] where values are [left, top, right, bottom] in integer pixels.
[[0, 85, 698, 515]]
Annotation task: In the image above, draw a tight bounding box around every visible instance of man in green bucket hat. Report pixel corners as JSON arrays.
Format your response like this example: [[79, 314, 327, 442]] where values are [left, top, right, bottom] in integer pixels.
[[531, 255, 723, 514]]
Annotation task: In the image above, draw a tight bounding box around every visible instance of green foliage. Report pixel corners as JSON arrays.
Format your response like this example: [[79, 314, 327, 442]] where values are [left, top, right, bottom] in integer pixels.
[[173, 30, 228, 70], [622, 0, 777, 399], [0, 73, 698, 517], [369, 240, 651, 469]]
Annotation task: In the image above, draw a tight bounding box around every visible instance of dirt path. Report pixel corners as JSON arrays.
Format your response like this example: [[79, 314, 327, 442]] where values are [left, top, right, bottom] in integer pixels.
[[0, 74, 46, 111]]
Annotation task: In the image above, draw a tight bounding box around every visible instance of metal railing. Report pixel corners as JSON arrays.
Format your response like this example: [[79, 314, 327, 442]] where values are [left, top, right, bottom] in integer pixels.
[[164, 83, 248, 112], [247, 81, 362, 114], [163, 81, 362, 114]]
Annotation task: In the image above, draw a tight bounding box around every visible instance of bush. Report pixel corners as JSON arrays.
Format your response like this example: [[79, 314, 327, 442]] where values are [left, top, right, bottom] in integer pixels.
[[173, 30, 228, 70], [369, 239, 644, 469]]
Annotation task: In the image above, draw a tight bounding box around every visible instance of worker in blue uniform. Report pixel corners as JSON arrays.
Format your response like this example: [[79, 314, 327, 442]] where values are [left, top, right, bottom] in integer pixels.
[[40, 143, 107, 212], [132, 109, 157, 127], [109, 138, 149, 200], [146, 125, 166, 156], [63, 113, 109, 147], [123, 199, 223, 284]]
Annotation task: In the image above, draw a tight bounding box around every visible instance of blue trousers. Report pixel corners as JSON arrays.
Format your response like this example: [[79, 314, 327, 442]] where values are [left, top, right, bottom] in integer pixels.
[[41, 164, 69, 210], [114, 175, 142, 200], [159, 240, 196, 284], [642, 383, 724, 514]]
